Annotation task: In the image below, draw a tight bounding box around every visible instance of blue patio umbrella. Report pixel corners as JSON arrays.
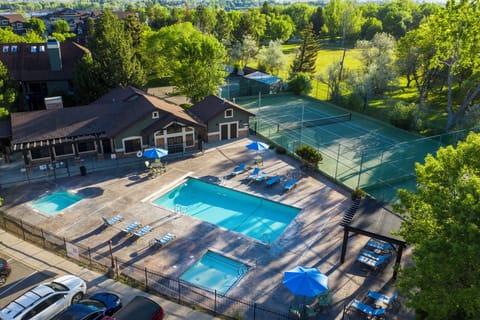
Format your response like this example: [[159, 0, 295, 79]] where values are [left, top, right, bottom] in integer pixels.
[[283, 266, 329, 297], [143, 148, 168, 159], [246, 141, 270, 152]]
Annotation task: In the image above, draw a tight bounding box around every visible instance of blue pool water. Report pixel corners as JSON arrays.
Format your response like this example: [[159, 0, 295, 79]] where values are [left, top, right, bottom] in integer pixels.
[[180, 251, 249, 295], [153, 178, 300, 242], [31, 191, 83, 215]]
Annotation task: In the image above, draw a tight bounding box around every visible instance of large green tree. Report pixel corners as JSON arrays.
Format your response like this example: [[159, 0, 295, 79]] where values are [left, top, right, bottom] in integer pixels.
[[74, 10, 146, 103], [27, 18, 46, 37], [290, 23, 318, 76], [396, 132, 480, 319], [0, 61, 17, 117], [146, 22, 226, 103]]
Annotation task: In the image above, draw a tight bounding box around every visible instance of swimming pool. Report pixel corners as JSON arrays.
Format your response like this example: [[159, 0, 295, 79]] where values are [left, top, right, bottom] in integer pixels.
[[153, 177, 300, 243], [180, 251, 249, 295], [31, 191, 83, 215]]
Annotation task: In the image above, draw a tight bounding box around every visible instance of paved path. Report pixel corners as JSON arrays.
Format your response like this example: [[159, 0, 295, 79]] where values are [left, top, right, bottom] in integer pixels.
[[0, 230, 219, 320]]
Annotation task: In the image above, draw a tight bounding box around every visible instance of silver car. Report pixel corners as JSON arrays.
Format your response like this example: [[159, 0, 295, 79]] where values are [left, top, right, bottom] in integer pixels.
[[0, 274, 87, 320]]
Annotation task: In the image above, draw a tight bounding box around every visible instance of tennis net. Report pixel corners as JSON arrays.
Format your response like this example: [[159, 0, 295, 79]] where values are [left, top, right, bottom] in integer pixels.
[[279, 113, 352, 132]]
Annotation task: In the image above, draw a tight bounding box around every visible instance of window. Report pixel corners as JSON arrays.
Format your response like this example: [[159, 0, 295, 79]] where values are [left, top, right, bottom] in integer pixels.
[[2, 46, 8, 53], [30, 148, 50, 160], [123, 137, 142, 153], [166, 123, 183, 134], [225, 109, 233, 118], [39, 45, 45, 52], [31, 46, 37, 53], [17, 22, 23, 28], [76, 141, 96, 153], [1, 20, 7, 25], [185, 134, 194, 147], [54, 144, 74, 156], [11, 45, 17, 52], [152, 111, 159, 119]]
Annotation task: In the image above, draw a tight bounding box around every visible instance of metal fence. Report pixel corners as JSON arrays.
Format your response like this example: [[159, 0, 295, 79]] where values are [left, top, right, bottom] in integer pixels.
[[0, 212, 291, 320]]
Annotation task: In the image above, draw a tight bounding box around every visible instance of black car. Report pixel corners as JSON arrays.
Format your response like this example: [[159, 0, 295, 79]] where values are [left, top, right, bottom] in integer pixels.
[[102, 296, 164, 320], [51, 292, 122, 320], [0, 258, 11, 285]]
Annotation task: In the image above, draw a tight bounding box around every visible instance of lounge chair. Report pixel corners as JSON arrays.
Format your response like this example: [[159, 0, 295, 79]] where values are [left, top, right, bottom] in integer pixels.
[[102, 215, 123, 226], [348, 299, 386, 319], [231, 163, 246, 176], [151, 233, 176, 248], [248, 167, 260, 180], [284, 178, 297, 192], [366, 238, 394, 252], [367, 291, 398, 308], [357, 252, 391, 269], [134, 225, 152, 237], [265, 175, 280, 187], [122, 221, 141, 234], [255, 171, 267, 182]]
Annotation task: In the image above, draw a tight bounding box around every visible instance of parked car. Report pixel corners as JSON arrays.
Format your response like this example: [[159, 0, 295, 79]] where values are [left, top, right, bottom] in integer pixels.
[[0, 274, 87, 320], [101, 296, 163, 320], [51, 292, 122, 320], [0, 258, 12, 286]]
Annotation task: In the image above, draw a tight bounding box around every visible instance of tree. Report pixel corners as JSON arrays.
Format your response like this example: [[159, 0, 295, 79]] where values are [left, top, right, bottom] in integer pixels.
[[288, 72, 312, 95], [396, 132, 480, 319], [75, 10, 146, 103], [257, 39, 288, 75], [281, 3, 315, 37], [213, 9, 233, 44], [27, 18, 46, 37], [230, 35, 258, 69], [0, 61, 18, 117], [123, 13, 144, 48], [295, 144, 322, 168], [193, 4, 216, 34], [53, 19, 70, 34], [146, 22, 226, 104], [360, 17, 383, 40], [264, 14, 295, 43], [290, 23, 318, 76], [232, 8, 266, 42]]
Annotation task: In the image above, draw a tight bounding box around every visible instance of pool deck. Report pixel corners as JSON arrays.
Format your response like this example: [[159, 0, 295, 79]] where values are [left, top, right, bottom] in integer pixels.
[[0, 138, 414, 319]]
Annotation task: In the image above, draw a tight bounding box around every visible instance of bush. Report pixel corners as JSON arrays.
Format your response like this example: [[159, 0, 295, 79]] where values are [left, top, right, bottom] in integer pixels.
[[287, 72, 312, 95], [295, 144, 322, 168], [389, 102, 419, 130], [351, 188, 366, 200], [276, 146, 287, 154]]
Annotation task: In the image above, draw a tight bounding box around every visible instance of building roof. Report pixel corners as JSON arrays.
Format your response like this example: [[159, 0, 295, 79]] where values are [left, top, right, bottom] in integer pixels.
[[0, 40, 89, 82], [189, 95, 255, 122], [244, 71, 282, 86], [0, 14, 26, 23], [10, 87, 204, 148], [346, 198, 405, 244]]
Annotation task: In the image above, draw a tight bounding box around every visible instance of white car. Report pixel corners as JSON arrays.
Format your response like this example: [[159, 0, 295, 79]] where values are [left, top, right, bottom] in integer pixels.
[[0, 274, 87, 320]]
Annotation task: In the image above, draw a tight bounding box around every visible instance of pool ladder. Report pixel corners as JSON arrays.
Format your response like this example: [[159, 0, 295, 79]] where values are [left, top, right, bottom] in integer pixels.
[[175, 204, 187, 214]]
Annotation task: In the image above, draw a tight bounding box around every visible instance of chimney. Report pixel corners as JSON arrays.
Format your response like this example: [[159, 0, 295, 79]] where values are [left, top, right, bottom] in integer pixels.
[[47, 38, 62, 71]]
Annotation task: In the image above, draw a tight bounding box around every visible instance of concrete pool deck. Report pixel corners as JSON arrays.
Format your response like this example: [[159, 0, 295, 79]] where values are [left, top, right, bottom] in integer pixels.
[[0, 138, 414, 319]]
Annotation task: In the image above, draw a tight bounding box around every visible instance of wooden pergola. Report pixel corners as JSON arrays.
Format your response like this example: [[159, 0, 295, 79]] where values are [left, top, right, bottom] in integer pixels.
[[340, 198, 407, 278]]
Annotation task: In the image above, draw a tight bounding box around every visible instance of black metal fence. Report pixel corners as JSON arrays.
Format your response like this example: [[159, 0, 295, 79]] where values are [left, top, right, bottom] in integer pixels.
[[0, 212, 291, 320]]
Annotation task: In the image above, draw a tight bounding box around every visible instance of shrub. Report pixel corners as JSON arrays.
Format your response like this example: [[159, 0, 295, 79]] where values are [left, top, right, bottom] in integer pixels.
[[287, 72, 312, 95], [295, 144, 322, 168], [389, 102, 418, 130], [276, 146, 287, 154]]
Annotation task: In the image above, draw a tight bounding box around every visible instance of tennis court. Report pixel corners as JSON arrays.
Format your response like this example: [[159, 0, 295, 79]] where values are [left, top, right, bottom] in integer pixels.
[[236, 93, 468, 202]]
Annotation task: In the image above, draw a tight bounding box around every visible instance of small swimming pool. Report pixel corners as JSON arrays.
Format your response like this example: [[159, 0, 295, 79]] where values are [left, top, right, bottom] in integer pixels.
[[31, 191, 83, 215], [153, 177, 300, 243], [180, 251, 249, 295]]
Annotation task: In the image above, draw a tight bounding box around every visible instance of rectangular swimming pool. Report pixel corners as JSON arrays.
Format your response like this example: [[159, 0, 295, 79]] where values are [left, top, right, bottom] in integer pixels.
[[152, 177, 300, 243], [31, 191, 83, 216], [180, 250, 249, 295]]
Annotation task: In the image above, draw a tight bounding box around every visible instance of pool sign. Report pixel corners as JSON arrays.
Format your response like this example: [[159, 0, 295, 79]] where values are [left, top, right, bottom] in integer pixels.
[[66, 242, 80, 260]]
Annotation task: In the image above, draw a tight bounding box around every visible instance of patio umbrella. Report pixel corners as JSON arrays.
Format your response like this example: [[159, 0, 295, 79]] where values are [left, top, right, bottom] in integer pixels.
[[283, 266, 329, 297], [246, 141, 270, 152], [143, 148, 168, 159]]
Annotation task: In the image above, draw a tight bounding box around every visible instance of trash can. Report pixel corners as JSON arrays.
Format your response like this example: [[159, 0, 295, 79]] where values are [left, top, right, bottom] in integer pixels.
[[80, 166, 87, 176]]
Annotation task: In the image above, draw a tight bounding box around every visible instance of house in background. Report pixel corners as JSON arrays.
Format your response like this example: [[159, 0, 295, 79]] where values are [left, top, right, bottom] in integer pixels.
[[220, 66, 283, 99], [0, 38, 89, 110], [0, 14, 26, 35], [189, 95, 254, 142], [9, 86, 205, 165]]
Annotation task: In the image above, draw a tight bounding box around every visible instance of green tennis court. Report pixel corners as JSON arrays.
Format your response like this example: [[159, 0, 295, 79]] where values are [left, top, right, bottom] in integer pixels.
[[235, 93, 461, 202]]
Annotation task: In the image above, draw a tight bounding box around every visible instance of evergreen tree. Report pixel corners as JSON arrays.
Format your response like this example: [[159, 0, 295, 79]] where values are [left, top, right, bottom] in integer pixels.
[[290, 23, 319, 77]]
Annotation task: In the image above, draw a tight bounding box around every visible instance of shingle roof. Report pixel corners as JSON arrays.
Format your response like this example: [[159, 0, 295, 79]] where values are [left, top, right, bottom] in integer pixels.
[[0, 40, 89, 82], [10, 87, 204, 146], [0, 14, 26, 23], [189, 95, 255, 122]]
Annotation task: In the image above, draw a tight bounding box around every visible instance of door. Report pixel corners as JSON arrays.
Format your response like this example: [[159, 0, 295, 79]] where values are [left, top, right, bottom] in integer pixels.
[[167, 136, 183, 154], [230, 123, 238, 139], [101, 139, 112, 154], [220, 124, 229, 141]]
